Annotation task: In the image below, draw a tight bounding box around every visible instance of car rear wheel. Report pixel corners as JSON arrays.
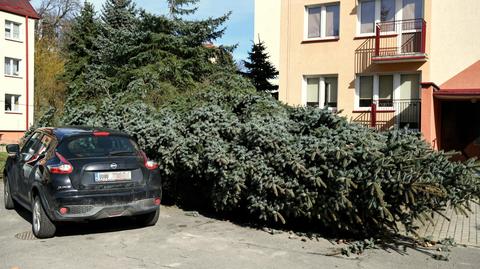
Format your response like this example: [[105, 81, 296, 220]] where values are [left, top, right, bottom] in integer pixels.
[[4, 177, 15, 210], [32, 196, 56, 239], [136, 208, 159, 227]]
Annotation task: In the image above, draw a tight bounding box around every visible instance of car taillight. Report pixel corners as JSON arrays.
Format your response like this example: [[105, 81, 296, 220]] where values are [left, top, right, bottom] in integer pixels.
[[59, 207, 69, 215], [140, 151, 159, 170], [48, 152, 73, 174], [93, 131, 110, 137]]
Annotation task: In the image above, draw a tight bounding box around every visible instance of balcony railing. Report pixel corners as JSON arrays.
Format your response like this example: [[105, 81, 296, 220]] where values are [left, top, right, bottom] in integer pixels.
[[373, 19, 427, 63], [354, 99, 421, 131]]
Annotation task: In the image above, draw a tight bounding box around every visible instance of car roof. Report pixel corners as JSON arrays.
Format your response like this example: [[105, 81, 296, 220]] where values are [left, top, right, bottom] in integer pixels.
[[36, 127, 130, 142]]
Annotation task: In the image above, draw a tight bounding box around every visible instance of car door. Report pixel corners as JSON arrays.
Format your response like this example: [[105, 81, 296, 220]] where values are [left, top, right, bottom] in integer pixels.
[[16, 132, 44, 203], [6, 132, 38, 202], [24, 134, 55, 193]]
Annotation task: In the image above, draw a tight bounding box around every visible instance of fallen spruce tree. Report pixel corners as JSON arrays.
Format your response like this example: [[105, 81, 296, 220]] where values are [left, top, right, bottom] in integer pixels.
[[58, 75, 480, 236]]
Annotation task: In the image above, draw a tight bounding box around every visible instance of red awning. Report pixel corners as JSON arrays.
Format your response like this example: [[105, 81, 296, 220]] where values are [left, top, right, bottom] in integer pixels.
[[434, 89, 480, 96]]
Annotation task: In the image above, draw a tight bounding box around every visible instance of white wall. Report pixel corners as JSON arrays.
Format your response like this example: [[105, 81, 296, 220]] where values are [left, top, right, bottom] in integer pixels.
[[430, 0, 480, 85], [254, 0, 281, 85], [0, 12, 35, 131]]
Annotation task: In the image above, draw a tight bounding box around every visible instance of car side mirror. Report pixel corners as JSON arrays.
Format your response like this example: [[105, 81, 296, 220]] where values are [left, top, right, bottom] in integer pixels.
[[6, 144, 20, 157]]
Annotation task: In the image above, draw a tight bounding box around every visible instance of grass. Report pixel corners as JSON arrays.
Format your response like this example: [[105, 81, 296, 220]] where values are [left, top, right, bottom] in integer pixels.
[[0, 152, 7, 179]]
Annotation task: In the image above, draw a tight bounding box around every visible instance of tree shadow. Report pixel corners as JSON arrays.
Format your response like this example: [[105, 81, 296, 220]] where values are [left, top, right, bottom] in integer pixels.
[[177, 204, 453, 260]]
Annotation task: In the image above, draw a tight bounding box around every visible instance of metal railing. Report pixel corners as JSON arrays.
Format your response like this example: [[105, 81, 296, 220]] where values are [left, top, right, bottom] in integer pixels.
[[374, 19, 427, 58], [366, 99, 421, 131]]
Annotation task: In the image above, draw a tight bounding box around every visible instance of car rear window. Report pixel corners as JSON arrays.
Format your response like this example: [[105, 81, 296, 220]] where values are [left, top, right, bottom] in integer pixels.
[[60, 135, 139, 158]]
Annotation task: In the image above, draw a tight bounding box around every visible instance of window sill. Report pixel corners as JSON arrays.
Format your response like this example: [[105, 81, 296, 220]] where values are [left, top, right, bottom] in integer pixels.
[[353, 109, 396, 113], [354, 34, 375, 40], [5, 111, 22, 115], [354, 33, 399, 40], [353, 109, 372, 113], [302, 37, 339, 44], [4, 75, 23, 79], [5, 38, 23, 43]]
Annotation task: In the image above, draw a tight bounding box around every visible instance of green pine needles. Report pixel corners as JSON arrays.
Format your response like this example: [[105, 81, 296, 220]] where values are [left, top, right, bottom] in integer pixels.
[[63, 79, 480, 236], [52, 1, 480, 237], [243, 40, 279, 93]]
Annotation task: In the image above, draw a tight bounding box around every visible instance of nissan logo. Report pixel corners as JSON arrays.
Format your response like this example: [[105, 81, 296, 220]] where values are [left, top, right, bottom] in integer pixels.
[[110, 163, 118, 169]]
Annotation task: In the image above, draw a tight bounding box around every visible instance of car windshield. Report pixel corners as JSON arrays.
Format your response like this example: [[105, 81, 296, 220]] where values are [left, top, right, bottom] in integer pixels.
[[60, 135, 139, 158]]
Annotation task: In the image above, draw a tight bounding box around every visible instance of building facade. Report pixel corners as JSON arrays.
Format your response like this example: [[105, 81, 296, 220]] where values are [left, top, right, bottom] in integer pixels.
[[0, 0, 39, 144], [254, 0, 282, 86], [256, 0, 480, 158]]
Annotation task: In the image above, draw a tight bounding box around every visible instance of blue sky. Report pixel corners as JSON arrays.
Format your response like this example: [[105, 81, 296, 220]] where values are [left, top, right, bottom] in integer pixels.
[[32, 0, 254, 62]]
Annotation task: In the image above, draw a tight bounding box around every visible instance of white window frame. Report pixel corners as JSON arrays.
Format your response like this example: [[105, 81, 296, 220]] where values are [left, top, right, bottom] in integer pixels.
[[354, 72, 421, 111], [5, 20, 22, 41], [356, 0, 404, 37], [4, 57, 21, 77], [304, 3, 340, 41], [5, 94, 21, 113], [302, 75, 338, 111]]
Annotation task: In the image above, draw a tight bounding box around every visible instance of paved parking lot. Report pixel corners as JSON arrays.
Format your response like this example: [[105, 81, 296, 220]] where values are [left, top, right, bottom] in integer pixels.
[[1, 184, 480, 269]]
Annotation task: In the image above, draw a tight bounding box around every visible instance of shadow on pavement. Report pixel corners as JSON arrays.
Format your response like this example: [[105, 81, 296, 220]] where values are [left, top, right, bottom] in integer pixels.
[[55, 217, 145, 237], [12, 201, 146, 237]]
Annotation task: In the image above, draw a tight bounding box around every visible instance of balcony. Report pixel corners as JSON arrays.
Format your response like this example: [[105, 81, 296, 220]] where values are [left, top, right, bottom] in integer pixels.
[[353, 99, 421, 131], [373, 19, 427, 63]]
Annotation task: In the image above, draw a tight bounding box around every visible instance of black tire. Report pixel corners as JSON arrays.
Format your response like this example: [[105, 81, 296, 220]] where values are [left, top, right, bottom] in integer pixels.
[[4, 177, 15, 210], [32, 196, 56, 239], [136, 208, 160, 227]]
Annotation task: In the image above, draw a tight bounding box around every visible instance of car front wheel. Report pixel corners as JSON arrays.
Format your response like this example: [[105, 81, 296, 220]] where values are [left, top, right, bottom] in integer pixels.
[[32, 196, 56, 239], [4, 177, 15, 210]]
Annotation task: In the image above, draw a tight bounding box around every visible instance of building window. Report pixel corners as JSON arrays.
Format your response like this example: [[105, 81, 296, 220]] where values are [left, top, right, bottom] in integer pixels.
[[358, 0, 424, 35], [359, 0, 376, 34], [307, 78, 320, 107], [307, 7, 321, 38], [306, 3, 340, 39], [5, 94, 21, 112], [399, 74, 420, 100], [4, 57, 21, 76], [5, 20, 21, 40], [402, 0, 423, 20], [356, 73, 420, 109], [325, 5, 340, 37], [381, 0, 396, 22], [324, 77, 338, 108], [359, 76, 374, 107], [305, 76, 338, 109], [379, 75, 394, 107]]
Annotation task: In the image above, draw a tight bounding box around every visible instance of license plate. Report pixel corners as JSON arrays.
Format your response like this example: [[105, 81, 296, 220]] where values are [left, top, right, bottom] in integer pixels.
[[94, 171, 131, 182]]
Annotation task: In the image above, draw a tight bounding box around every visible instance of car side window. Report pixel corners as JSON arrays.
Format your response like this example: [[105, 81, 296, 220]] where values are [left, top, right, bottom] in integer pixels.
[[21, 133, 44, 162], [38, 135, 54, 158]]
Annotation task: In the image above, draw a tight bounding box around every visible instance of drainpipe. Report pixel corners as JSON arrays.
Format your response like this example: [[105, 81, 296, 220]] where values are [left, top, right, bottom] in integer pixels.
[[25, 16, 29, 131]]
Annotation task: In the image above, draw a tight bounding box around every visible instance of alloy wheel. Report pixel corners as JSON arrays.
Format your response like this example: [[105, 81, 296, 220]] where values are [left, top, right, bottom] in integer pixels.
[[4, 181, 9, 205], [33, 200, 41, 234]]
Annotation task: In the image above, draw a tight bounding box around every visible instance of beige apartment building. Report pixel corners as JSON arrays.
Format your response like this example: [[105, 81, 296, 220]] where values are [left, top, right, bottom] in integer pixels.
[[256, 0, 480, 158], [0, 0, 39, 144]]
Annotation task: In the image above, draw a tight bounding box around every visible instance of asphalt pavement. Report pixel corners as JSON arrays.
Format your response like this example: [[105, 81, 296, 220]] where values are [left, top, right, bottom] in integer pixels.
[[1, 183, 480, 269]]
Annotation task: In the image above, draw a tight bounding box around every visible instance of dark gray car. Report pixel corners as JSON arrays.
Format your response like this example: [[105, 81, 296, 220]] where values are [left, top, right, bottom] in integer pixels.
[[3, 127, 162, 238]]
